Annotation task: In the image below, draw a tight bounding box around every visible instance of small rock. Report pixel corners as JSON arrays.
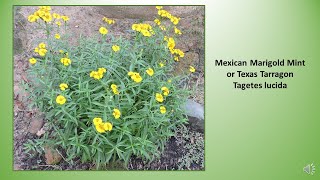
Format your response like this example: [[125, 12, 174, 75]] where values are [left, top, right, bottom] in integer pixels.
[[190, 137, 195, 144], [184, 99, 204, 120], [28, 115, 44, 134], [44, 146, 62, 165], [183, 99, 204, 132], [36, 128, 45, 137]]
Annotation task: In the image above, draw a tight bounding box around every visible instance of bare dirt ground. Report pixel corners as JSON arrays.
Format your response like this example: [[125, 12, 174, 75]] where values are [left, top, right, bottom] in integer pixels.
[[13, 6, 204, 170]]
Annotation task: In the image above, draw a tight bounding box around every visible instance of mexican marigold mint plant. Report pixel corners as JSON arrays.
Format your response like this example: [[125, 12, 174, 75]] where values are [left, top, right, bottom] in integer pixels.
[[24, 6, 196, 168]]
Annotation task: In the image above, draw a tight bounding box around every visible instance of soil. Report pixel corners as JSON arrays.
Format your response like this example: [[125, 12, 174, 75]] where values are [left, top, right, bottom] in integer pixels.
[[13, 6, 204, 170]]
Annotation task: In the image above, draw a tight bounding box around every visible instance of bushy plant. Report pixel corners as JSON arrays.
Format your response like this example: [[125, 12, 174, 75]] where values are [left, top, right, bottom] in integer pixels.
[[23, 6, 196, 167]]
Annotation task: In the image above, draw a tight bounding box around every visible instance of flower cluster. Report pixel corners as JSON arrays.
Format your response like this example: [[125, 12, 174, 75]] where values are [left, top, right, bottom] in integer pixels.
[[93, 118, 113, 133], [111, 84, 120, 95], [34, 42, 48, 57], [60, 57, 72, 66], [27, 6, 69, 24], [102, 17, 115, 24], [155, 85, 171, 114], [25, 6, 198, 165], [59, 83, 68, 91], [91, 108, 121, 133], [90, 68, 107, 80], [128, 71, 143, 83], [132, 23, 154, 37], [163, 36, 184, 61], [157, 7, 180, 25], [154, 18, 161, 25], [161, 87, 170, 96]]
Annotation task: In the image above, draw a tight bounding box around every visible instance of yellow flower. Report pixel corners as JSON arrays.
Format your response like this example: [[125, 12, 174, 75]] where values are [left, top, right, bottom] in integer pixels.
[[141, 30, 151, 37], [52, 13, 60, 19], [59, 83, 68, 91], [38, 48, 47, 56], [155, 93, 164, 103], [60, 58, 71, 66], [92, 117, 102, 126], [111, 84, 117, 89], [174, 56, 179, 61], [161, 87, 169, 96], [39, 6, 51, 12], [154, 18, 161, 25], [93, 119, 113, 133], [34, 47, 39, 53], [98, 67, 107, 74], [159, 62, 164, 67], [132, 23, 153, 37], [113, 108, 121, 119], [42, 12, 52, 22], [132, 73, 143, 83], [112, 45, 120, 52], [156, 6, 163, 10], [113, 89, 119, 95], [90, 68, 106, 80], [90, 71, 101, 80], [61, 15, 69, 22], [189, 66, 196, 73], [29, 58, 37, 65], [166, 37, 175, 50], [104, 122, 113, 131], [170, 16, 180, 25], [56, 21, 61, 26], [132, 24, 138, 31], [59, 50, 64, 53], [168, 79, 172, 83], [111, 84, 119, 95], [27, 15, 37, 22], [128, 72, 142, 83], [160, 106, 166, 114], [38, 43, 46, 49], [34, 10, 45, 18], [128, 71, 134, 76], [102, 17, 115, 24], [146, 68, 154, 76], [56, 95, 66, 105], [158, 10, 168, 17], [99, 27, 108, 35], [55, 34, 60, 39], [107, 19, 115, 24], [174, 27, 182, 35], [174, 49, 184, 57]]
